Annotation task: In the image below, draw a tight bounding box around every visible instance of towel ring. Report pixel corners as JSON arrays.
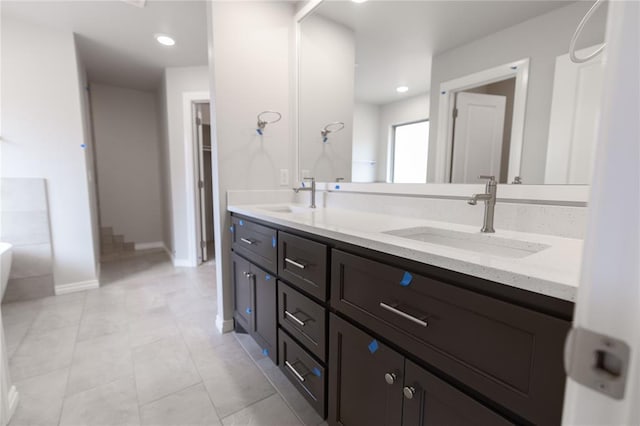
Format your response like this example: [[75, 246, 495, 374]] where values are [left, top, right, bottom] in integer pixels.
[[256, 111, 282, 135], [321, 121, 345, 143], [569, 0, 606, 63]]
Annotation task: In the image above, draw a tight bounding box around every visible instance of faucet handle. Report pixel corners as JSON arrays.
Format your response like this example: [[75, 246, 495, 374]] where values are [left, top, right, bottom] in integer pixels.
[[478, 175, 496, 182]]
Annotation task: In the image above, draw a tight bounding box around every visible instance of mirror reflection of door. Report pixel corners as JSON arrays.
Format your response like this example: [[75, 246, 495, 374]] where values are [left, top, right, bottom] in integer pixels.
[[450, 78, 515, 183], [391, 120, 430, 183]]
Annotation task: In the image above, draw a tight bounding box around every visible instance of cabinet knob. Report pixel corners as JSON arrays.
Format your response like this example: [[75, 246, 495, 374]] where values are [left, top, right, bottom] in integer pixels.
[[403, 386, 416, 400], [384, 372, 397, 385], [244, 272, 254, 279]]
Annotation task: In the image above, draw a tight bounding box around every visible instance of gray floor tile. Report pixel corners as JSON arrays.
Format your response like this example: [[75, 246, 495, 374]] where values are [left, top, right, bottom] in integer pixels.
[[66, 330, 133, 397], [196, 340, 276, 418], [29, 297, 85, 333], [128, 306, 180, 348], [176, 308, 235, 355], [132, 335, 201, 405], [4, 320, 30, 359], [59, 376, 140, 426], [9, 325, 78, 381], [77, 306, 129, 342], [1, 299, 43, 327], [8, 368, 69, 426], [221, 394, 303, 426], [139, 383, 221, 426]]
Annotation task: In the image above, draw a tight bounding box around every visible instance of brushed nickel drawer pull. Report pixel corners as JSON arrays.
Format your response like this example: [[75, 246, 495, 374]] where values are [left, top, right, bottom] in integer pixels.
[[379, 302, 428, 327], [285, 360, 306, 382], [240, 238, 254, 245], [285, 310, 306, 327], [285, 258, 306, 269]]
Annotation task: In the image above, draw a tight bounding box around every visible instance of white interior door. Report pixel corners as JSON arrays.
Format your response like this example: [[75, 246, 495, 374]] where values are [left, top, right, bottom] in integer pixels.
[[562, 1, 640, 424], [545, 45, 604, 184], [450, 92, 506, 183], [195, 106, 208, 262]]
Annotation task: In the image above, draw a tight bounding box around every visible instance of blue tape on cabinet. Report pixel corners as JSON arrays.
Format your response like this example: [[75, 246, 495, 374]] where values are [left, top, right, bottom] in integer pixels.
[[368, 339, 379, 354], [272, 236, 276, 248], [246, 307, 252, 315], [400, 271, 413, 287], [312, 367, 322, 377], [262, 348, 269, 356], [265, 274, 271, 281], [239, 220, 244, 226]]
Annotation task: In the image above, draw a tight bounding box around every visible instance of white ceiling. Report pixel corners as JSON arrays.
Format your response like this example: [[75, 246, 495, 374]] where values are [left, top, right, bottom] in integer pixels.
[[2, 0, 209, 91], [313, 1, 573, 105]]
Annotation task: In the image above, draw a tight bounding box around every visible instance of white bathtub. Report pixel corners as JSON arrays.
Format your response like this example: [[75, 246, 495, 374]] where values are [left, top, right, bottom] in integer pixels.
[[0, 243, 12, 301]]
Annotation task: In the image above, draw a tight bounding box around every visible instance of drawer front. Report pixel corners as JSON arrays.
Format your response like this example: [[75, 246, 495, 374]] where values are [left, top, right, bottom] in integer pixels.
[[279, 329, 326, 418], [278, 281, 327, 362], [231, 253, 252, 332], [331, 249, 569, 425], [279, 231, 328, 301], [231, 217, 277, 274], [402, 360, 513, 426]]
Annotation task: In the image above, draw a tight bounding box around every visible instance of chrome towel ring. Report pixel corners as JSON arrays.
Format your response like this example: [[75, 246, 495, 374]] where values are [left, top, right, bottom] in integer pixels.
[[569, 0, 606, 63], [256, 111, 282, 135], [321, 121, 345, 143]]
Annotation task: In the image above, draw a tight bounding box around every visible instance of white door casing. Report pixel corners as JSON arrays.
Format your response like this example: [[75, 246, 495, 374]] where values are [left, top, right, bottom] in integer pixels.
[[451, 92, 506, 183], [545, 45, 605, 184], [562, 1, 640, 424]]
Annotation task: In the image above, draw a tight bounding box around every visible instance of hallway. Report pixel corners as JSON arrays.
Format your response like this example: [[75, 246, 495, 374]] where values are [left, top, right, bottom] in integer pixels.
[[2, 251, 323, 426]]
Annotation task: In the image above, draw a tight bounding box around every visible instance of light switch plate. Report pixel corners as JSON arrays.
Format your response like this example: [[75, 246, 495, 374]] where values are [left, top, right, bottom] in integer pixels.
[[279, 169, 289, 186]]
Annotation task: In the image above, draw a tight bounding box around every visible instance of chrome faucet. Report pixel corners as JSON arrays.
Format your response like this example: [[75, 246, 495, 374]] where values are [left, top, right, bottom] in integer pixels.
[[294, 177, 316, 208], [468, 175, 497, 233]]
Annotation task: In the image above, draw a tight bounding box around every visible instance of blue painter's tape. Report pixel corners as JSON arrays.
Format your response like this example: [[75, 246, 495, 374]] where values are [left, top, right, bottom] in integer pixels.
[[239, 220, 244, 226], [262, 348, 269, 356], [335, 185, 341, 190], [246, 307, 252, 315], [400, 271, 413, 287], [312, 367, 322, 377], [80, 144, 86, 149], [272, 236, 277, 248], [265, 274, 271, 281], [230, 226, 234, 233], [257, 129, 263, 135], [368, 339, 379, 354]]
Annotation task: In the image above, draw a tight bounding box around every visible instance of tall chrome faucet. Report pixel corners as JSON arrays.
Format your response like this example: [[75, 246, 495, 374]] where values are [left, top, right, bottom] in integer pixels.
[[294, 177, 316, 208], [468, 175, 497, 233]]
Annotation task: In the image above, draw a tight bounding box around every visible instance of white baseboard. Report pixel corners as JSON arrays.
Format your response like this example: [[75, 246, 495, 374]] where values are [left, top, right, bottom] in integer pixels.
[[7, 385, 19, 422], [173, 258, 197, 267], [135, 241, 165, 251], [216, 314, 234, 334], [54, 279, 99, 295]]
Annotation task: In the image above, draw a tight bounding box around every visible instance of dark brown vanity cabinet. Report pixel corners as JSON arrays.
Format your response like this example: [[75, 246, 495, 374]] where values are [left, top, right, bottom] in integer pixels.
[[231, 252, 277, 364], [231, 216, 278, 274], [329, 314, 511, 426]]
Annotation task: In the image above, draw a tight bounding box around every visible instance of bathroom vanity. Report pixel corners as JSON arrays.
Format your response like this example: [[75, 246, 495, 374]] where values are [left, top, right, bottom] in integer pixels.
[[228, 204, 578, 425]]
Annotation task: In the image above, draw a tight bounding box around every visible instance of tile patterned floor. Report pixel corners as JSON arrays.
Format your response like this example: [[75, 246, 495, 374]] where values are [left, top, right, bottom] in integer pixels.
[[2, 250, 326, 426]]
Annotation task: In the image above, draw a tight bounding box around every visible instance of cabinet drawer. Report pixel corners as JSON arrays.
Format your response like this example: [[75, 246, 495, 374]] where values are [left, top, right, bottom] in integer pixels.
[[331, 249, 569, 425], [279, 329, 326, 418], [278, 281, 327, 362], [279, 231, 328, 301], [231, 217, 277, 274]]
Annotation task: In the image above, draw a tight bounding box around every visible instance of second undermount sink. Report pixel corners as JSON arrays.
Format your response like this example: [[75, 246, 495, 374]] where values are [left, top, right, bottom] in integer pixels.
[[257, 204, 312, 214], [384, 226, 550, 259]]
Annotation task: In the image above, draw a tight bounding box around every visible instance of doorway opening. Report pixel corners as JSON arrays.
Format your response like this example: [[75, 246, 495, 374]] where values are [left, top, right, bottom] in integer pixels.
[[193, 102, 215, 264]]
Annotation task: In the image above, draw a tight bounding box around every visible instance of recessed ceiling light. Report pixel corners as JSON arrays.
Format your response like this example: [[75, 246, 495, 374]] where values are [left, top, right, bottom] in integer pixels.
[[396, 86, 409, 93], [155, 34, 176, 47], [352, 0, 368, 3]]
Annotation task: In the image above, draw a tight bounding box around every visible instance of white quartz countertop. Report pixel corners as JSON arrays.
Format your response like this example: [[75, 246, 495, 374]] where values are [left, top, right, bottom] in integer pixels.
[[228, 203, 583, 302]]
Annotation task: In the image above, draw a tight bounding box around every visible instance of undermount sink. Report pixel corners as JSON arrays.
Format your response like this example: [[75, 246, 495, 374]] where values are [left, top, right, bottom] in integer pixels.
[[384, 226, 550, 259], [257, 204, 311, 214]]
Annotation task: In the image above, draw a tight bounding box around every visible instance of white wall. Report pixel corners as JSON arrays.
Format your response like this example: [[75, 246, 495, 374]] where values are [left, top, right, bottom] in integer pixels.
[[377, 93, 430, 182], [352, 103, 379, 183], [1, 16, 98, 288], [429, 2, 607, 183], [208, 1, 294, 331], [90, 84, 163, 245], [160, 66, 210, 264], [299, 13, 355, 182], [156, 72, 173, 254]]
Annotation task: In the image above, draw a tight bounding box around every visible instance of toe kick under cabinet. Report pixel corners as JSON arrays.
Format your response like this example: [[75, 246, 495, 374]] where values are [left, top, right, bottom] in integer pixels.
[[230, 213, 573, 425]]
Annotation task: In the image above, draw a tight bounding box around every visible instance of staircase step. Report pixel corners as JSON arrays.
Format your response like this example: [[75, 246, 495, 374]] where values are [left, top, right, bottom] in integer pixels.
[[101, 227, 113, 237], [123, 242, 135, 252]]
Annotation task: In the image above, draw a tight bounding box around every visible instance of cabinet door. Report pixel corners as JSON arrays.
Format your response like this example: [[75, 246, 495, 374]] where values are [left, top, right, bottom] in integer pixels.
[[251, 265, 278, 364], [329, 314, 404, 426], [402, 360, 512, 426], [232, 253, 252, 332]]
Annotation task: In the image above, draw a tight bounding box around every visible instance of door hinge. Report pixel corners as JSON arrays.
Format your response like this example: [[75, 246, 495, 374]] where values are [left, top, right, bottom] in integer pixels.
[[453, 108, 458, 119], [198, 180, 204, 189], [564, 326, 630, 400]]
